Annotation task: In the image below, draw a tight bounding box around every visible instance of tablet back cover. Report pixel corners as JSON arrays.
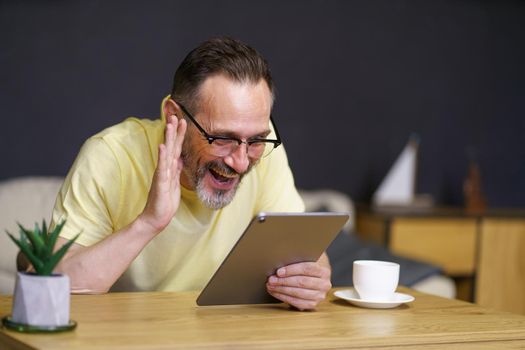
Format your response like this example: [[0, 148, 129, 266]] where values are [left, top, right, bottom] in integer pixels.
[[196, 212, 349, 306]]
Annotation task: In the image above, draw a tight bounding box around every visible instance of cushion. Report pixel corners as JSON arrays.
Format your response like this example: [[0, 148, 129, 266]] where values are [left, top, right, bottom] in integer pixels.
[[327, 231, 442, 287]]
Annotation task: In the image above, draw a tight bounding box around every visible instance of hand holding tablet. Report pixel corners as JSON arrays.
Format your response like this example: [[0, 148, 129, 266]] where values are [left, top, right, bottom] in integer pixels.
[[266, 255, 332, 310]]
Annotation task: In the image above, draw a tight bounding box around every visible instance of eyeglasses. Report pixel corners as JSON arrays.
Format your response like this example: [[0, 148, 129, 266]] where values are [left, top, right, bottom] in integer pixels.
[[177, 102, 282, 158]]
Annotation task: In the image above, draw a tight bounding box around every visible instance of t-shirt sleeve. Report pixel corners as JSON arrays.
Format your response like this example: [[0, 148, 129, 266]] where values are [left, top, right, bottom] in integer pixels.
[[51, 137, 122, 246], [254, 144, 305, 213]]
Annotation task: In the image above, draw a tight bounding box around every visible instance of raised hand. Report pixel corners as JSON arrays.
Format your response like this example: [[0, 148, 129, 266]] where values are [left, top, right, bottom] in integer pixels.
[[140, 115, 187, 233]]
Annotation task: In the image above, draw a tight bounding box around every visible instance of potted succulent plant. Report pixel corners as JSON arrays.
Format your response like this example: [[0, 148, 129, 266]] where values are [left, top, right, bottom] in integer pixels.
[[2, 220, 79, 332]]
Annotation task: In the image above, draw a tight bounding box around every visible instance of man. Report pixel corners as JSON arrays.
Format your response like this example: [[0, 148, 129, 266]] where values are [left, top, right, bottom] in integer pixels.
[[50, 37, 331, 310]]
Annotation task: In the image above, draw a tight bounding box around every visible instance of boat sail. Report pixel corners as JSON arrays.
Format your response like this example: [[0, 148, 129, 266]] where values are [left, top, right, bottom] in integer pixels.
[[372, 136, 432, 208]]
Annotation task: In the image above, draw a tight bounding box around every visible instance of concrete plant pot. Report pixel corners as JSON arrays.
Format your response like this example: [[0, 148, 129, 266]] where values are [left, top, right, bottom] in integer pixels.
[[11, 271, 71, 327]]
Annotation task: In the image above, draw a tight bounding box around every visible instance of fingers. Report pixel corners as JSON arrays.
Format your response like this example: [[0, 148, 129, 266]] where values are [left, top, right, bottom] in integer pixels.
[[151, 115, 185, 198], [266, 278, 330, 311], [266, 262, 332, 311], [267, 288, 325, 311], [164, 115, 186, 178], [169, 118, 186, 198], [164, 115, 176, 172], [156, 144, 168, 182], [267, 274, 331, 291], [173, 118, 187, 160], [141, 115, 185, 234], [276, 262, 331, 279], [171, 119, 186, 177]]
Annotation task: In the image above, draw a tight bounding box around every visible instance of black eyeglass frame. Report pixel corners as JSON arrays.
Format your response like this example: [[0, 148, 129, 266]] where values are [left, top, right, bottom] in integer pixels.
[[177, 102, 282, 155]]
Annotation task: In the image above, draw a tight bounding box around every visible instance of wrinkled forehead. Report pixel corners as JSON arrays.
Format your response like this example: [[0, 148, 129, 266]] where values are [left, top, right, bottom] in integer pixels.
[[193, 75, 273, 136]]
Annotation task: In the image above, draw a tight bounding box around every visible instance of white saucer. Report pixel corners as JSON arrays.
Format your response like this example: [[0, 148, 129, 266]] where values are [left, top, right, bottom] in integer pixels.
[[334, 288, 415, 309]]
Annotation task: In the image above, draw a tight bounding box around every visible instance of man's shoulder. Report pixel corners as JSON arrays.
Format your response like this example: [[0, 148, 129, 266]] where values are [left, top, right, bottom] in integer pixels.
[[75, 117, 163, 172], [93, 117, 163, 142], [84, 117, 163, 156]]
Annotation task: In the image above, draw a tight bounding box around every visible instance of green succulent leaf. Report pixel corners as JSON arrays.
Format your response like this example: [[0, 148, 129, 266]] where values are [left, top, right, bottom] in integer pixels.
[[5, 219, 79, 276], [34, 222, 41, 237], [41, 233, 80, 275], [42, 219, 48, 244], [6, 231, 44, 272], [18, 228, 30, 246], [46, 220, 67, 258], [17, 223, 45, 257]]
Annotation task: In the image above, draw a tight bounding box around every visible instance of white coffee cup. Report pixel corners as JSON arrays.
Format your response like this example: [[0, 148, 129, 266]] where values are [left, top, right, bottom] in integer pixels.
[[352, 260, 400, 301]]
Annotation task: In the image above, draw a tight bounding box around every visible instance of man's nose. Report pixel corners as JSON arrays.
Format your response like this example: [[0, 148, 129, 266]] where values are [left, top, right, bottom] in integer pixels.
[[224, 143, 250, 174]]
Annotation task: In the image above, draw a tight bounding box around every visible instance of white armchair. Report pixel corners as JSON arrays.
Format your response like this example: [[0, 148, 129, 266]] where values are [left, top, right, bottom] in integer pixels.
[[298, 189, 355, 233], [0, 176, 64, 295]]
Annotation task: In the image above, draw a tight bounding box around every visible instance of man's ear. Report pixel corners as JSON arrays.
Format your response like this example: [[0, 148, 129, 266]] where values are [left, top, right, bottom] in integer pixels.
[[163, 98, 183, 120]]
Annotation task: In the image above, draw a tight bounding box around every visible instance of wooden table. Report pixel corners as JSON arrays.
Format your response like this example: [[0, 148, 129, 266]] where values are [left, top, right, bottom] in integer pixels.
[[2, 288, 525, 349]]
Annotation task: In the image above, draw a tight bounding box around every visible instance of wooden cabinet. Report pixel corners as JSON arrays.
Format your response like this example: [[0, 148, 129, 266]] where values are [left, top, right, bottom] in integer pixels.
[[390, 218, 477, 275], [476, 219, 525, 314], [356, 206, 525, 314]]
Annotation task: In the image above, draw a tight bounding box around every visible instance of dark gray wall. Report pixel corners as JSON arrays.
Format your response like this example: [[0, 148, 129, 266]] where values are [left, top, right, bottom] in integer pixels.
[[1, 0, 524, 207]]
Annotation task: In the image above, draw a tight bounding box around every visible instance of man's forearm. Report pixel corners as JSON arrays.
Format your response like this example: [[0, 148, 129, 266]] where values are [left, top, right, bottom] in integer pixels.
[[55, 216, 159, 294]]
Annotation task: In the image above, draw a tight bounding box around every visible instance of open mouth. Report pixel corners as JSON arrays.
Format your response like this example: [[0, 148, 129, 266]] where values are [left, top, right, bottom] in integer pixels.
[[208, 165, 239, 188], [209, 168, 233, 182]]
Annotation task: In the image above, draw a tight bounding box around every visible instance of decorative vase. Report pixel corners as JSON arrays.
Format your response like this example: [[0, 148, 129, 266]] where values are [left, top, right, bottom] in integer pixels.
[[463, 161, 487, 215], [11, 271, 71, 327]]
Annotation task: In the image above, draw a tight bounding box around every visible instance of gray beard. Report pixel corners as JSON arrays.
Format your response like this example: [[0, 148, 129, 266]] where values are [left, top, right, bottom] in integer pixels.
[[196, 178, 238, 209], [182, 155, 250, 210]]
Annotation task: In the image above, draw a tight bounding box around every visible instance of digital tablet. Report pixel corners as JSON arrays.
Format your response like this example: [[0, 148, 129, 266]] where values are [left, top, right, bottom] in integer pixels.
[[196, 211, 350, 306]]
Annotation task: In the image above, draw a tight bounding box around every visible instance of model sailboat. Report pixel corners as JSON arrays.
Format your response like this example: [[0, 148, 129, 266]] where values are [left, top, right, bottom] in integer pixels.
[[372, 135, 433, 209]]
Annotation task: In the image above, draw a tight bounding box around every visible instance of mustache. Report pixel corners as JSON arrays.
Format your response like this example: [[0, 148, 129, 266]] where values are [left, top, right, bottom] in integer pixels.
[[206, 160, 239, 176]]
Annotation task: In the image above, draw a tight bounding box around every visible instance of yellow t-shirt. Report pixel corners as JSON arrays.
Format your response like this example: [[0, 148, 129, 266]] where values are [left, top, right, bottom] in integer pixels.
[[51, 98, 304, 292]]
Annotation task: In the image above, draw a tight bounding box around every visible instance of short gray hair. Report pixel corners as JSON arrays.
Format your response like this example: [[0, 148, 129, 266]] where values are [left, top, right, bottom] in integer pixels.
[[170, 37, 274, 113]]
